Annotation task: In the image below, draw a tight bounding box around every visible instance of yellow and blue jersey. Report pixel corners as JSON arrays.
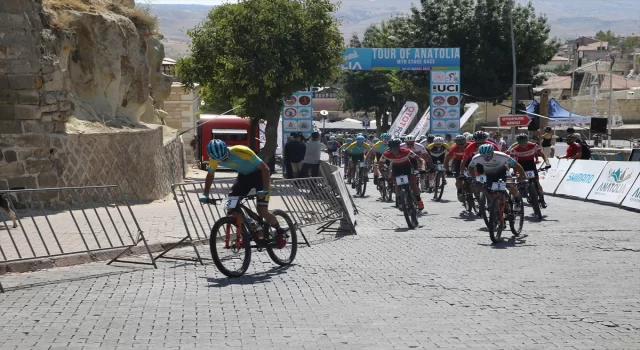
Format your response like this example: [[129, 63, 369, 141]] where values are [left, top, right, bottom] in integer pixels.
[[426, 143, 450, 157], [371, 141, 389, 155], [208, 145, 262, 175], [347, 142, 371, 155]]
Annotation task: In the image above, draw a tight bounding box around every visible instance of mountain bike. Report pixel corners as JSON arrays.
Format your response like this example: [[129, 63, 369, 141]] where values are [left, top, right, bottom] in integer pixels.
[[328, 149, 339, 166], [518, 164, 551, 220], [460, 170, 479, 215], [475, 176, 524, 243], [206, 195, 297, 277], [432, 161, 447, 201], [354, 160, 369, 197], [377, 164, 393, 202], [396, 174, 418, 229]]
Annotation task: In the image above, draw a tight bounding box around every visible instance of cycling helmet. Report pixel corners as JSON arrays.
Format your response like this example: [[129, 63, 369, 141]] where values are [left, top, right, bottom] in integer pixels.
[[330, 136, 336, 141], [345, 137, 353, 144], [389, 139, 402, 148], [454, 135, 467, 145], [478, 143, 494, 156], [473, 131, 488, 141], [434, 136, 445, 144], [373, 138, 380, 143], [426, 134, 435, 142], [405, 135, 416, 142], [416, 135, 425, 143], [466, 134, 474, 141], [516, 133, 529, 142], [399, 134, 406, 141], [381, 133, 391, 141], [207, 139, 229, 161], [356, 135, 365, 143]]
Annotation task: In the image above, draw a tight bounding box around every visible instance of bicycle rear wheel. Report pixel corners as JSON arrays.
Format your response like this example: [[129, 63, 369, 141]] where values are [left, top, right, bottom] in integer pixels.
[[266, 210, 298, 266], [488, 196, 504, 243], [477, 188, 491, 227], [387, 181, 394, 203], [434, 171, 445, 201], [210, 216, 251, 278], [528, 182, 542, 220], [360, 168, 367, 197]]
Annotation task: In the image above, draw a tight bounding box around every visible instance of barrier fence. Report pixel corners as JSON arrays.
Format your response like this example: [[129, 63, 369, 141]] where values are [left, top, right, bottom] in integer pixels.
[[0, 185, 156, 293]]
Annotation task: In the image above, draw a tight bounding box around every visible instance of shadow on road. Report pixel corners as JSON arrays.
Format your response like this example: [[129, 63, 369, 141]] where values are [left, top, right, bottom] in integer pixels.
[[205, 264, 295, 287], [476, 234, 532, 249]]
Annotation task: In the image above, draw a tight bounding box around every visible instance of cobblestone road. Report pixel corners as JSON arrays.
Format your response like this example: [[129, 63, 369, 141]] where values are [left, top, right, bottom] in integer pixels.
[[1, 179, 639, 349]]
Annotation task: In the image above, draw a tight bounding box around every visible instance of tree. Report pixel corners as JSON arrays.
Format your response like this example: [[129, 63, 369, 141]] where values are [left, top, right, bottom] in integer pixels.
[[595, 30, 619, 47], [177, 0, 344, 158]]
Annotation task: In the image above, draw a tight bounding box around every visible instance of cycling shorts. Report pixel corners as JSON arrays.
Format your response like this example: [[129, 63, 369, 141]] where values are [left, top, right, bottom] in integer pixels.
[[230, 170, 269, 206], [391, 162, 415, 179], [351, 154, 365, 163], [475, 165, 508, 188], [452, 159, 462, 177]]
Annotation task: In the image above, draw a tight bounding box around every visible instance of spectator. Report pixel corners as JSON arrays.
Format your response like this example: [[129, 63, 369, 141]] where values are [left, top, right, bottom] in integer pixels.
[[494, 133, 507, 152], [283, 132, 297, 179], [300, 132, 326, 178], [539, 126, 555, 158], [284, 133, 306, 178]]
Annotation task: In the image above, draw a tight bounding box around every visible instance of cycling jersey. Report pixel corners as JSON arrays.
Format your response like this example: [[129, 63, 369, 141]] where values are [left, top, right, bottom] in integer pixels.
[[327, 141, 341, 152], [340, 143, 350, 153], [400, 142, 426, 155], [347, 142, 371, 155], [425, 143, 450, 157], [462, 141, 500, 161], [508, 142, 541, 161], [371, 141, 389, 155], [469, 151, 517, 176], [448, 142, 472, 161], [208, 145, 262, 175], [565, 142, 582, 158], [379, 147, 417, 167]]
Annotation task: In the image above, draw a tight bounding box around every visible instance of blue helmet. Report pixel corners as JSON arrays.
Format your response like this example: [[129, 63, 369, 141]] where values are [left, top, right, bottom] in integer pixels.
[[478, 143, 494, 156], [207, 139, 229, 161], [373, 138, 380, 143], [345, 138, 353, 144], [356, 135, 365, 143], [381, 133, 391, 141]]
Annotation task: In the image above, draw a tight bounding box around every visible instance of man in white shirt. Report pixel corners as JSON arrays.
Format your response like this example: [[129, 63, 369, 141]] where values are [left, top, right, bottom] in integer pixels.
[[300, 132, 326, 177]]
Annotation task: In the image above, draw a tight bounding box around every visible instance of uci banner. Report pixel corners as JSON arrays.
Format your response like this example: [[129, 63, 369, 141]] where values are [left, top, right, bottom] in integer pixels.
[[388, 101, 419, 138]]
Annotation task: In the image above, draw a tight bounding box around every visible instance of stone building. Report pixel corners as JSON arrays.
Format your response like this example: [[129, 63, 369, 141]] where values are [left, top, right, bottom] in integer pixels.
[[163, 83, 201, 159]]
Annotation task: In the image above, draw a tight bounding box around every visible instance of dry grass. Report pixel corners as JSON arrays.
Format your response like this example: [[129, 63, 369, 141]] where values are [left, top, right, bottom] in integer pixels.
[[43, 0, 158, 33]]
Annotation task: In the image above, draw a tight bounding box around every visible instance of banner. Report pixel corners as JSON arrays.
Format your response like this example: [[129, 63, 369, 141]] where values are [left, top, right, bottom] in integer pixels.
[[340, 48, 461, 71], [408, 108, 430, 137], [621, 176, 640, 210], [538, 158, 573, 195], [460, 103, 479, 129], [388, 101, 419, 138], [430, 69, 461, 136], [555, 160, 607, 199], [587, 161, 640, 205]]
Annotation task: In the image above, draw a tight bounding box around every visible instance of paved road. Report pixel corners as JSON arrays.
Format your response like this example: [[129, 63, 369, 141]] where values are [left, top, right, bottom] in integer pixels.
[[1, 179, 639, 349]]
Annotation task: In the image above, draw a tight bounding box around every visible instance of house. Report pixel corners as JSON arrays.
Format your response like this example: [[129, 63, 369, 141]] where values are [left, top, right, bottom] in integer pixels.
[[541, 56, 570, 70], [536, 72, 639, 100], [577, 41, 611, 61]]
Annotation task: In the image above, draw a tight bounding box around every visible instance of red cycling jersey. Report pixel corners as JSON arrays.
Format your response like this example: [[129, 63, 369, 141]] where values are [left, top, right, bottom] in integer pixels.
[[565, 142, 582, 159], [448, 142, 473, 161], [508, 142, 541, 161], [379, 147, 416, 167], [462, 141, 500, 161]]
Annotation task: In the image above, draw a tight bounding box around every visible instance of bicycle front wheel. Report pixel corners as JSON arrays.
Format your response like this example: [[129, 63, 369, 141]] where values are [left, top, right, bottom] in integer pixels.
[[210, 216, 251, 278], [488, 196, 504, 243], [266, 210, 298, 266], [360, 168, 367, 196], [434, 171, 445, 201], [477, 188, 491, 227], [401, 188, 418, 229], [528, 182, 542, 220], [509, 195, 524, 236]]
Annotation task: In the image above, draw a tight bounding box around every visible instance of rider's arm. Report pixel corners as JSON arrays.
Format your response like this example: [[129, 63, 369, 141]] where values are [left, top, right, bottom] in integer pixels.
[[409, 151, 424, 169], [203, 160, 218, 197], [468, 164, 477, 177], [444, 152, 453, 171], [512, 162, 527, 181], [258, 162, 271, 192]]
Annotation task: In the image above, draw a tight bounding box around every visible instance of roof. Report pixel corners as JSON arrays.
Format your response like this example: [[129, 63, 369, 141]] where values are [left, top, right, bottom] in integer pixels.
[[162, 57, 177, 65], [538, 75, 572, 90], [550, 56, 570, 62], [601, 74, 640, 90], [577, 41, 609, 51]]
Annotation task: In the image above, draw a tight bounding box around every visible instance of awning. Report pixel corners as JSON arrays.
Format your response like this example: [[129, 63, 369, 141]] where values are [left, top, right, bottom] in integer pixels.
[[211, 129, 248, 134]]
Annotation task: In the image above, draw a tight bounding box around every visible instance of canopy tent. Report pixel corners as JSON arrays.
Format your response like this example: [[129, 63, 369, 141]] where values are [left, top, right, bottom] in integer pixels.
[[526, 99, 591, 127]]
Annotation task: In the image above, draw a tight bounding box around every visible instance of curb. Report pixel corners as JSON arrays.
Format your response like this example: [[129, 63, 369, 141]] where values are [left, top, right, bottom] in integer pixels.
[[0, 240, 204, 276]]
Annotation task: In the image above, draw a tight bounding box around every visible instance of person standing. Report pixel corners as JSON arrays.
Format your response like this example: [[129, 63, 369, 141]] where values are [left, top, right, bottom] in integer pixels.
[[494, 132, 507, 152], [284, 133, 306, 178], [300, 132, 326, 178], [539, 126, 554, 158]]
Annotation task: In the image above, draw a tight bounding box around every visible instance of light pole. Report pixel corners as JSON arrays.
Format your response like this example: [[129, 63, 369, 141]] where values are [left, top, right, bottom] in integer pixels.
[[607, 54, 615, 148], [509, 0, 517, 142]]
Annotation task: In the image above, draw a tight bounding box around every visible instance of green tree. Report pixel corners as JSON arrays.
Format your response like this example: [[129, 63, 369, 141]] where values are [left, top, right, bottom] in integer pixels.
[[595, 30, 619, 46], [177, 0, 344, 158]]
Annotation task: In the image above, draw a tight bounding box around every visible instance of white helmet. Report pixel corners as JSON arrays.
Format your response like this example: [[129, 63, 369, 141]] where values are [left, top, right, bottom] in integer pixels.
[[434, 136, 445, 144], [466, 134, 474, 141], [405, 135, 416, 142]]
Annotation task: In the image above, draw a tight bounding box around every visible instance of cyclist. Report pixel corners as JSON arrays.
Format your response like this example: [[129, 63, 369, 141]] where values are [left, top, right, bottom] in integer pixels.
[[340, 137, 353, 180], [327, 136, 341, 165], [444, 135, 472, 201], [462, 131, 500, 168], [424, 136, 450, 192], [468, 144, 527, 203], [378, 139, 425, 211], [508, 133, 551, 208], [399, 134, 407, 143], [420, 134, 436, 148], [347, 135, 371, 188], [402, 135, 428, 188], [368, 133, 391, 185], [200, 140, 287, 248]]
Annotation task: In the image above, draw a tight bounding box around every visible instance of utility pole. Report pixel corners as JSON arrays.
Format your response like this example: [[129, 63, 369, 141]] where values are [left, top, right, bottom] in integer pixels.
[[509, 0, 517, 142]]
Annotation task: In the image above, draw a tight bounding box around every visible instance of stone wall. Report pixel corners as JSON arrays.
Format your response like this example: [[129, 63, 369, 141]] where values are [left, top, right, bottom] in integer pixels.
[[164, 83, 200, 158], [0, 125, 183, 203]]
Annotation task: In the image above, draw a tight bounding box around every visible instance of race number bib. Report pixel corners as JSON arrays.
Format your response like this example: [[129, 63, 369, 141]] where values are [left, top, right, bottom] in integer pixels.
[[525, 170, 536, 178], [436, 164, 444, 171], [491, 182, 507, 191], [396, 175, 409, 185], [224, 196, 240, 209], [476, 175, 487, 183], [359, 162, 367, 167], [464, 170, 471, 177]]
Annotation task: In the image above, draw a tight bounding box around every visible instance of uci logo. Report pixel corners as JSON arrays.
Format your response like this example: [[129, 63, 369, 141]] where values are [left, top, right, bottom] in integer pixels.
[[432, 84, 459, 93]]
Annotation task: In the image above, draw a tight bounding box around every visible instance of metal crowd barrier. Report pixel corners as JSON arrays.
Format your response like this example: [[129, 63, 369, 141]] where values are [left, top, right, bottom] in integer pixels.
[[156, 180, 311, 265], [0, 186, 156, 293], [272, 177, 356, 235]]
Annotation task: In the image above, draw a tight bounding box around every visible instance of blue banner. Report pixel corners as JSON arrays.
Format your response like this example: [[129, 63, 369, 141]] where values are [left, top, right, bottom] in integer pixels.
[[281, 91, 314, 145], [430, 69, 462, 136], [340, 48, 460, 71]]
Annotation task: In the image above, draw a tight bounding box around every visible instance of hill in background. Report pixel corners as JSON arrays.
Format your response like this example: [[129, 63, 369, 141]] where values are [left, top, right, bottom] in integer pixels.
[[150, 0, 640, 58]]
